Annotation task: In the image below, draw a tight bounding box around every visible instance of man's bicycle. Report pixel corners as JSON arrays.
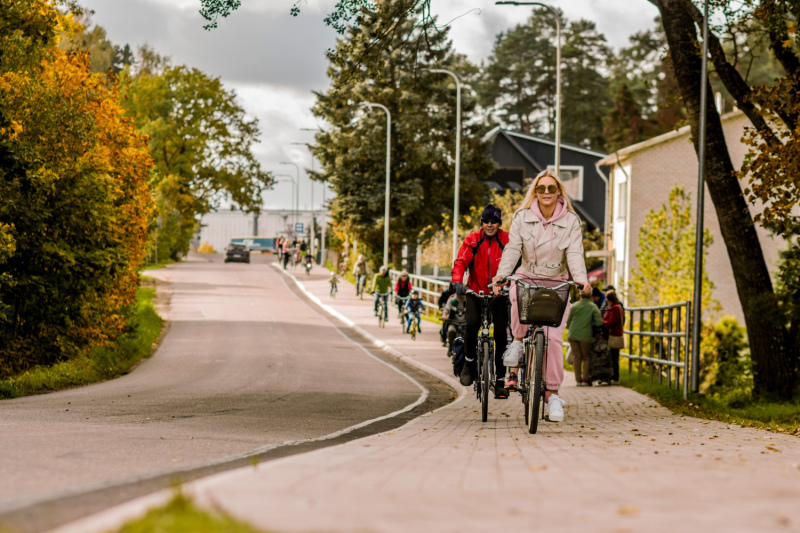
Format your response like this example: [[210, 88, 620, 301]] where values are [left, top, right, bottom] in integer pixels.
[[356, 274, 367, 299], [375, 291, 390, 328], [465, 286, 505, 423], [500, 276, 575, 434]]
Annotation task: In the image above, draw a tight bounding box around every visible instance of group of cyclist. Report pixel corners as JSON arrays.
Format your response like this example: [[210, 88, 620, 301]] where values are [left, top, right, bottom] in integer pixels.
[[449, 169, 591, 423], [277, 237, 308, 270], [332, 170, 589, 422]]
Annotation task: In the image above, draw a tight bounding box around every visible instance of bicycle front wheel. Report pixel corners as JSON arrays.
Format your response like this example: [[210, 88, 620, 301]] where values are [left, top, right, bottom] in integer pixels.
[[481, 341, 491, 422], [528, 330, 545, 434]]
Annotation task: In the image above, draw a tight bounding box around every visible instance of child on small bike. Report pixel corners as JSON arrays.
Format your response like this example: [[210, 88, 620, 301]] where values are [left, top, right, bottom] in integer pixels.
[[404, 290, 424, 334], [329, 271, 338, 296]]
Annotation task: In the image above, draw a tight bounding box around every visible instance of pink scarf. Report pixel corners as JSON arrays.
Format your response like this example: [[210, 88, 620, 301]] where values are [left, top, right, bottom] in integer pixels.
[[529, 197, 568, 267]]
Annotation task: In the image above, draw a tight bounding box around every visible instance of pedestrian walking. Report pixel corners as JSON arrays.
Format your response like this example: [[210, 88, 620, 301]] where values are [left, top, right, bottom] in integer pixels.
[[281, 238, 291, 270], [591, 286, 604, 309], [566, 291, 602, 386], [603, 290, 625, 385]]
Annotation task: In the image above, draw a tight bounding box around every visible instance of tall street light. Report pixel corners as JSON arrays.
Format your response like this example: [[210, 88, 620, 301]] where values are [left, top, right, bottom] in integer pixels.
[[359, 102, 392, 268], [496, 1, 561, 174], [291, 142, 317, 260], [421, 68, 462, 264], [300, 128, 329, 266], [690, 0, 710, 394], [280, 161, 300, 236], [274, 174, 297, 236]]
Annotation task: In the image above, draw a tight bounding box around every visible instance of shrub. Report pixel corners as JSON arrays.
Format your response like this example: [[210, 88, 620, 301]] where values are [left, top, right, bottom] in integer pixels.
[[699, 316, 752, 405]]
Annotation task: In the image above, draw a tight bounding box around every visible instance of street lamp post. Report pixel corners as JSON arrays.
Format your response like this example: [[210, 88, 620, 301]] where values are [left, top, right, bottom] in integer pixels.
[[496, 1, 561, 174], [299, 128, 328, 265], [360, 102, 392, 268], [280, 161, 300, 236], [421, 68, 462, 264], [275, 175, 297, 237], [690, 0, 710, 394], [291, 142, 318, 262]]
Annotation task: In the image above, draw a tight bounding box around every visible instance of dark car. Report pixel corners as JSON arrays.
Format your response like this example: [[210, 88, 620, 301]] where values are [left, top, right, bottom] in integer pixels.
[[224, 243, 250, 263]]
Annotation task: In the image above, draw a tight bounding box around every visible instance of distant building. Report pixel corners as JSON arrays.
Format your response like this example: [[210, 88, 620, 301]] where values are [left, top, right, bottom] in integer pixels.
[[484, 127, 609, 232], [596, 111, 786, 322], [196, 209, 319, 253]]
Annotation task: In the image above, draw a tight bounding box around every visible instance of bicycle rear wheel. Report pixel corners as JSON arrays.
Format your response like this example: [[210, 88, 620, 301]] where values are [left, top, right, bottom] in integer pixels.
[[527, 330, 545, 434], [481, 341, 491, 422]]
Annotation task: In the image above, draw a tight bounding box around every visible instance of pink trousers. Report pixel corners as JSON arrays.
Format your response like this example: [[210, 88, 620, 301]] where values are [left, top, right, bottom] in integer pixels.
[[509, 274, 571, 391]]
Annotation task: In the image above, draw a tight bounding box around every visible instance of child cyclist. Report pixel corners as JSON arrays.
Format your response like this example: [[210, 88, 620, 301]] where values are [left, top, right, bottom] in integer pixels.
[[329, 271, 338, 297], [404, 290, 425, 334], [492, 169, 591, 423]]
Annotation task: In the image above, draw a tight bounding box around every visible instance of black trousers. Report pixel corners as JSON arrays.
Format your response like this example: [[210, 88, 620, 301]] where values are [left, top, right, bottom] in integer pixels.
[[465, 294, 508, 381], [610, 348, 620, 381]]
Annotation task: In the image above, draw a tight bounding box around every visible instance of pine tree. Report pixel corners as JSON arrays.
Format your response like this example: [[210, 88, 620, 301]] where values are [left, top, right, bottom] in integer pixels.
[[603, 84, 654, 153], [478, 12, 612, 150], [312, 1, 493, 269]]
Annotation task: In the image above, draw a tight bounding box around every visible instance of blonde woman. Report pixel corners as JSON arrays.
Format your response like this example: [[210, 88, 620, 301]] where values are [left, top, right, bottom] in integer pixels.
[[492, 169, 591, 422]]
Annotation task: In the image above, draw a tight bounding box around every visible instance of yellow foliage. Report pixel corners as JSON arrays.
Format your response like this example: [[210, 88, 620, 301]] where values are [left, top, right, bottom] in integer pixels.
[[197, 242, 216, 253]]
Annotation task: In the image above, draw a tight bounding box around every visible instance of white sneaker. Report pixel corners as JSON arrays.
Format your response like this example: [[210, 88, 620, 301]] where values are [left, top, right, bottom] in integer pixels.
[[502, 340, 524, 366], [547, 394, 566, 422]]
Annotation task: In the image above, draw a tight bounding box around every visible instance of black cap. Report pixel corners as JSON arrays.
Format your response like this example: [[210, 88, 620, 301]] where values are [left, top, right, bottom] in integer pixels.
[[592, 287, 603, 298], [481, 204, 502, 224]]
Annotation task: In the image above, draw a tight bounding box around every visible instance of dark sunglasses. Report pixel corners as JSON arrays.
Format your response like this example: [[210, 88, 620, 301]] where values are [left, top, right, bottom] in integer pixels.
[[535, 184, 559, 194], [481, 218, 500, 225]]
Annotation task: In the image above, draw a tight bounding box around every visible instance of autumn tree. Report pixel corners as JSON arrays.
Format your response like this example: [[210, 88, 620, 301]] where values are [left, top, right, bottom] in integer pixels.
[[122, 65, 273, 260], [312, 1, 493, 269], [628, 187, 715, 311], [0, 2, 153, 376], [647, 0, 799, 400]]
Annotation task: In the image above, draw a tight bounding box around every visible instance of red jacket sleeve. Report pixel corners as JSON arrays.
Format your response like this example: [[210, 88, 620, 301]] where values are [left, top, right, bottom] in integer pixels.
[[451, 237, 473, 284], [394, 280, 400, 292]]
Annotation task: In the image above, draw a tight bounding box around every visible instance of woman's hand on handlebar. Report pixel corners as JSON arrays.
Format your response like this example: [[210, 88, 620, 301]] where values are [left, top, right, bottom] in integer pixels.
[[491, 275, 507, 296], [580, 282, 591, 295]]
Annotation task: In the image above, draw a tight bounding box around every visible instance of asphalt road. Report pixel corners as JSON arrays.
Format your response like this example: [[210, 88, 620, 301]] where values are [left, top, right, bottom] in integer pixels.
[[0, 254, 451, 532]]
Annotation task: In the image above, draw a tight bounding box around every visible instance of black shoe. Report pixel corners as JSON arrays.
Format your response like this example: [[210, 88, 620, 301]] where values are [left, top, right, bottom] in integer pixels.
[[459, 365, 474, 386]]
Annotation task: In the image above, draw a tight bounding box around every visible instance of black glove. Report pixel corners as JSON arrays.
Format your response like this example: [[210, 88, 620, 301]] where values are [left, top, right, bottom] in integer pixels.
[[450, 282, 466, 296]]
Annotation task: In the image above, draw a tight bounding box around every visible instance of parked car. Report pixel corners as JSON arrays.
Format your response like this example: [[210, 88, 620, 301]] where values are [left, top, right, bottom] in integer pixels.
[[224, 243, 250, 263]]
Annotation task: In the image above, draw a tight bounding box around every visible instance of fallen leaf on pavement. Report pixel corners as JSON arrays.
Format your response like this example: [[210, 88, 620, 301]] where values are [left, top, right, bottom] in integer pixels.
[[530, 465, 547, 472], [617, 506, 640, 516]]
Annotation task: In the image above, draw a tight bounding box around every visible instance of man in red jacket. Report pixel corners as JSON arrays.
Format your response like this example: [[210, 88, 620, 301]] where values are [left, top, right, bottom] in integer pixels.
[[451, 204, 510, 398]]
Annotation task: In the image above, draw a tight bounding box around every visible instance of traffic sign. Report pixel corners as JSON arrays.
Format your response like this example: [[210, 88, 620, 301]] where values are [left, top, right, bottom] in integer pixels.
[[294, 222, 304, 233]]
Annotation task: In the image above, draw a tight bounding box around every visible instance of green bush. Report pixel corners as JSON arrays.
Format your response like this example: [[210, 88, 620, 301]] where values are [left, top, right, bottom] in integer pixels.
[[699, 316, 752, 405], [0, 286, 163, 399]]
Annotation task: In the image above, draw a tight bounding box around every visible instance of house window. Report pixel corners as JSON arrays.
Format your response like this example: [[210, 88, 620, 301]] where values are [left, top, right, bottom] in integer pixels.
[[547, 165, 584, 201]]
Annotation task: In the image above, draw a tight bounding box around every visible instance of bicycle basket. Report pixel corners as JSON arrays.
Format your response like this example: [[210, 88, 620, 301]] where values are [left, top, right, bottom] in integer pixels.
[[516, 279, 570, 327]]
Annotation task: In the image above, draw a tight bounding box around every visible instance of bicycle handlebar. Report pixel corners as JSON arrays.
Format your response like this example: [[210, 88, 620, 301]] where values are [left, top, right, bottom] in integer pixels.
[[497, 275, 579, 291]]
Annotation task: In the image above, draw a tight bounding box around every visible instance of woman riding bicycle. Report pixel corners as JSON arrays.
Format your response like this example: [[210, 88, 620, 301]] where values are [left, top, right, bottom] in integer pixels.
[[395, 270, 413, 315], [492, 169, 591, 423], [371, 266, 392, 321]]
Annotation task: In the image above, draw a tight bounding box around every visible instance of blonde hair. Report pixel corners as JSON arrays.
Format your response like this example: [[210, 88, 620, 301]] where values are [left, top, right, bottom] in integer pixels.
[[520, 169, 576, 213]]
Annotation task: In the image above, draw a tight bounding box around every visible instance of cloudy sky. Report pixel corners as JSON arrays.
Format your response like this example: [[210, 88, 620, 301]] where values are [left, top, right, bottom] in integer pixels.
[[83, 0, 660, 210]]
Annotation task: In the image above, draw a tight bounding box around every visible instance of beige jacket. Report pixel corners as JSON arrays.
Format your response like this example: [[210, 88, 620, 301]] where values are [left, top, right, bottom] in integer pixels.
[[496, 207, 588, 283]]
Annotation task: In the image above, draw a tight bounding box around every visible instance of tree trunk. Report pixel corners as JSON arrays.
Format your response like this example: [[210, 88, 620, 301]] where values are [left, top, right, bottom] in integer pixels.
[[656, 0, 795, 399]]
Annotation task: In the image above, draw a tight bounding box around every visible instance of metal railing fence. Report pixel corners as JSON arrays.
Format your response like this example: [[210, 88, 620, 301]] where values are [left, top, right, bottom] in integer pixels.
[[621, 300, 694, 399], [389, 269, 451, 317]]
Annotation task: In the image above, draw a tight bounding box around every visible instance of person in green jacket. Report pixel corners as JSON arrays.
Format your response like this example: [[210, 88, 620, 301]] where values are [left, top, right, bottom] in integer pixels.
[[371, 266, 393, 320], [566, 291, 602, 386]]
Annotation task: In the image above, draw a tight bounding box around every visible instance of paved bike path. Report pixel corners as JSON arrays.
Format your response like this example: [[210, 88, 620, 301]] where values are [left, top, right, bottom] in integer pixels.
[[57, 264, 800, 533]]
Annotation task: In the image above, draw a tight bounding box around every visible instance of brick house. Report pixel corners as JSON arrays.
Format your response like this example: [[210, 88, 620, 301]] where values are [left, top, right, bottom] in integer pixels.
[[597, 111, 785, 322]]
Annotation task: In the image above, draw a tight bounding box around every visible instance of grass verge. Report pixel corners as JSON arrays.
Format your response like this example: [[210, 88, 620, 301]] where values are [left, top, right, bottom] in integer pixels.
[[143, 258, 177, 270], [113, 492, 264, 533], [619, 364, 800, 437], [0, 283, 164, 399]]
